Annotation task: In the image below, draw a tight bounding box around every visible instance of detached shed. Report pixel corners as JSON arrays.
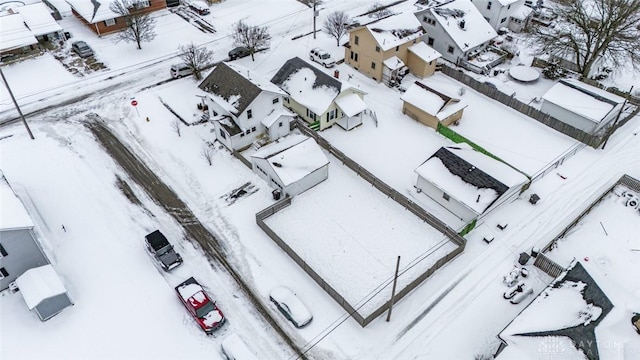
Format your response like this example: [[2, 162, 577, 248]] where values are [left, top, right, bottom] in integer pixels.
[[15, 265, 73, 321]]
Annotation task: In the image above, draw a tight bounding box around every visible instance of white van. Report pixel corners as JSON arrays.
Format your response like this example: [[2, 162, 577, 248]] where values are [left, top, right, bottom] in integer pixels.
[[170, 63, 192, 78], [221, 333, 259, 360], [186, 0, 210, 15]]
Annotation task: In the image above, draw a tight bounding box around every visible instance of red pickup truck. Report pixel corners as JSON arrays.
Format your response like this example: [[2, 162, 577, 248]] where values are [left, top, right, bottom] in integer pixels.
[[175, 277, 225, 334]]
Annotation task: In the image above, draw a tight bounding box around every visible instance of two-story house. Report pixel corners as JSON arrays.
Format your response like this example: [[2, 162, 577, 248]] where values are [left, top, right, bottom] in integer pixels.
[[0, 174, 50, 291], [271, 57, 368, 131], [65, 0, 166, 36], [199, 62, 294, 151], [344, 12, 440, 85], [471, 0, 532, 32], [415, 0, 497, 67]]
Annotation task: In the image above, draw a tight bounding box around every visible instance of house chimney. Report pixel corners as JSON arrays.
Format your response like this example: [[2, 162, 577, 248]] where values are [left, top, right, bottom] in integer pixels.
[[459, 19, 466, 29], [476, 194, 481, 203]]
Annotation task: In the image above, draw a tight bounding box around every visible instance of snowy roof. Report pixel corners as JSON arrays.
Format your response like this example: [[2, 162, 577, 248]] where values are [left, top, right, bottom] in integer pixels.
[[510, 3, 533, 20], [251, 135, 329, 187], [542, 79, 625, 123], [383, 56, 405, 70], [415, 145, 527, 213], [0, 13, 38, 52], [0, 177, 34, 230], [334, 92, 367, 117], [261, 108, 294, 128], [428, 0, 497, 51], [17, 2, 62, 36], [499, 262, 614, 360], [364, 12, 424, 52], [199, 62, 285, 117], [408, 42, 442, 62], [16, 265, 68, 310], [271, 57, 342, 115], [497, 0, 519, 6], [65, 0, 118, 23], [401, 81, 467, 121]]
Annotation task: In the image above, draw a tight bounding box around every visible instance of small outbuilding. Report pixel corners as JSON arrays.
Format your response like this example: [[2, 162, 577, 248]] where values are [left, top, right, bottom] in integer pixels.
[[15, 264, 73, 321], [401, 81, 467, 129], [250, 135, 329, 197]]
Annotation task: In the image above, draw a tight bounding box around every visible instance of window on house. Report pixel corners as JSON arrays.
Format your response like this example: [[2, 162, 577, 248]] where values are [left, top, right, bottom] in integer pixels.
[[371, 62, 376, 69], [0, 267, 8, 279], [443, 193, 450, 201], [306, 108, 317, 120], [219, 129, 226, 139], [245, 129, 250, 135], [251, 126, 256, 132], [487, 2, 492, 10], [395, 46, 399, 51], [354, 35, 359, 45], [354, 52, 358, 61], [279, 122, 283, 127], [104, 18, 116, 26], [424, 17, 436, 26], [375, 46, 381, 52], [284, 97, 290, 103], [447, 46, 454, 54], [507, 4, 511, 9], [0, 243, 6, 257], [500, 17, 507, 23], [240, 132, 245, 137], [272, 97, 279, 104], [135, 0, 150, 9], [247, 109, 252, 119], [428, 37, 434, 46]]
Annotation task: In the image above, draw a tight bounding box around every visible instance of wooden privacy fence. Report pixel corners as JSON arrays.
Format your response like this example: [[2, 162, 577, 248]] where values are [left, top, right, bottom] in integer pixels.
[[533, 252, 565, 278], [254, 120, 468, 327]]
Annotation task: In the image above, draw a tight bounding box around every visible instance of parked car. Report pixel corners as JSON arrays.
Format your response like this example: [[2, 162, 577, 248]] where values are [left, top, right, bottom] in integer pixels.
[[170, 63, 193, 78], [71, 41, 94, 58], [269, 286, 312, 328], [309, 47, 335, 68], [145, 230, 183, 271], [186, 0, 210, 15], [510, 284, 534, 304], [221, 333, 259, 360], [175, 277, 225, 334], [228, 46, 251, 60]]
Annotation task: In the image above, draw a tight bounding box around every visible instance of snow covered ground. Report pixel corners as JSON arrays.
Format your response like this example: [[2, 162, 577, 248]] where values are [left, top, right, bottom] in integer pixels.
[[1, 0, 640, 359]]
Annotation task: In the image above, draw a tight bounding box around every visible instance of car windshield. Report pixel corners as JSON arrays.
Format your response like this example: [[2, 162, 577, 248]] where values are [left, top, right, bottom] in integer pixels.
[[320, 53, 330, 59], [195, 300, 215, 318], [77, 44, 89, 50]]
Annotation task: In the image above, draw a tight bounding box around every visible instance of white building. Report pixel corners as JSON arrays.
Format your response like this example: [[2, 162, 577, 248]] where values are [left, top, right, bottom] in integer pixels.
[[250, 135, 329, 197], [471, 0, 533, 32], [199, 62, 295, 151], [415, 0, 497, 66], [540, 79, 626, 134], [414, 145, 528, 222]]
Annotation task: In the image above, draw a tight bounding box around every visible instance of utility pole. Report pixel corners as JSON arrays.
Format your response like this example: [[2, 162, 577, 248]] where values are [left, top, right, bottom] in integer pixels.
[[386, 256, 401, 322], [601, 85, 633, 150], [313, 1, 318, 39], [0, 67, 34, 139]]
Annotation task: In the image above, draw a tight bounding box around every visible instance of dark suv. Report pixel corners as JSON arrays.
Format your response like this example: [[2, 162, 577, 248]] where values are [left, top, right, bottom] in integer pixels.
[[228, 46, 250, 60]]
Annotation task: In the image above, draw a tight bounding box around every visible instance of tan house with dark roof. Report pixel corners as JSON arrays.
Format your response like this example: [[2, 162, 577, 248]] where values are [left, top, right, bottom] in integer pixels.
[[344, 12, 440, 85]]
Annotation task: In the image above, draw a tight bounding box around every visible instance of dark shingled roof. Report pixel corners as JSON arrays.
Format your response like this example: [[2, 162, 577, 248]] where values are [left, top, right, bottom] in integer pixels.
[[432, 147, 508, 196], [270, 57, 341, 94], [198, 62, 261, 117], [514, 262, 614, 360]]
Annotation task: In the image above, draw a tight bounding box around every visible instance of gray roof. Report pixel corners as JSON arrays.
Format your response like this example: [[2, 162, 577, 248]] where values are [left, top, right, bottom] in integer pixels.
[[270, 57, 341, 94], [198, 63, 262, 117], [432, 147, 508, 196]]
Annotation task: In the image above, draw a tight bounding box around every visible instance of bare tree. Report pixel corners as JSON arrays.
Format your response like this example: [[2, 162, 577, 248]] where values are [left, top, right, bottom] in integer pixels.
[[172, 118, 181, 137], [231, 20, 271, 61], [368, 2, 393, 19], [526, 0, 640, 78], [110, 0, 157, 50], [177, 43, 214, 80], [201, 144, 214, 166], [323, 11, 350, 46]]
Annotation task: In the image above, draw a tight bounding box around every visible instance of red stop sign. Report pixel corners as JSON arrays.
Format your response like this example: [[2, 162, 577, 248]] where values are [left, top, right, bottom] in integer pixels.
[[131, 100, 138, 106]]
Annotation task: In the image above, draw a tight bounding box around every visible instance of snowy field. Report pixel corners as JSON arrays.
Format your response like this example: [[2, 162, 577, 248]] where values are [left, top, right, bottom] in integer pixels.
[[264, 154, 458, 316], [1, 0, 640, 359]]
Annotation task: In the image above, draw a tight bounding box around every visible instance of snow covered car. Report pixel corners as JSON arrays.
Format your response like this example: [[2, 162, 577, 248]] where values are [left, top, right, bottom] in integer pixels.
[[269, 286, 312, 328], [309, 48, 335, 68], [145, 230, 183, 271], [175, 277, 225, 333], [221, 333, 259, 360], [228, 46, 251, 60], [510, 284, 534, 304], [71, 41, 94, 58], [503, 281, 526, 300]]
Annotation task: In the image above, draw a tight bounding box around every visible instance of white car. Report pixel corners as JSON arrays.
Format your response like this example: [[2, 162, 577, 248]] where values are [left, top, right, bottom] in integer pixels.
[[309, 48, 335, 68], [269, 286, 313, 328]]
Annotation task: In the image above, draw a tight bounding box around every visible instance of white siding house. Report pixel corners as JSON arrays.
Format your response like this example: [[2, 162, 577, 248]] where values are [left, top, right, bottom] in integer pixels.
[[540, 79, 626, 134], [250, 135, 329, 197], [415, 0, 497, 66], [199, 62, 294, 151], [472, 0, 532, 32], [414, 145, 527, 222]]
